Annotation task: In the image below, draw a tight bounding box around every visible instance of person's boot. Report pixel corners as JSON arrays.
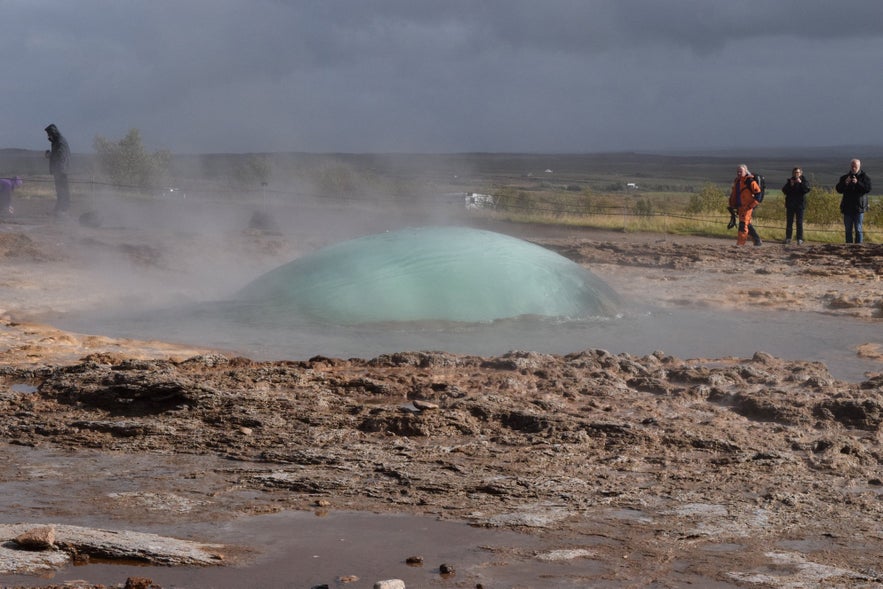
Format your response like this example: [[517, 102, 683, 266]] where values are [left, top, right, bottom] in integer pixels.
[[753, 236, 762, 246]]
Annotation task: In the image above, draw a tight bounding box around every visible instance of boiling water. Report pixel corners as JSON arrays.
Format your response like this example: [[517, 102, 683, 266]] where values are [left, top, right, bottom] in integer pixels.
[[49, 223, 879, 382], [236, 226, 619, 324]]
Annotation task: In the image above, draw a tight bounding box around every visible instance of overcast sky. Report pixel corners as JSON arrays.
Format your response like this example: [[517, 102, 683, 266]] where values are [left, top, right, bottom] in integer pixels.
[[5, 0, 883, 154]]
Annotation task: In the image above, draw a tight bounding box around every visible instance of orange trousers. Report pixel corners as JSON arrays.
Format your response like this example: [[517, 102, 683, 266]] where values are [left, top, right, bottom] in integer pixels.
[[736, 207, 755, 245]]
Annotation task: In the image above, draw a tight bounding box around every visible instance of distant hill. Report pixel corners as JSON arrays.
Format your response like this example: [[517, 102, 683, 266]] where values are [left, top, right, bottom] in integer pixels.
[[2, 146, 881, 192], [0, 148, 40, 154], [0, 148, 49, 176], [654, 145, 883, 159]]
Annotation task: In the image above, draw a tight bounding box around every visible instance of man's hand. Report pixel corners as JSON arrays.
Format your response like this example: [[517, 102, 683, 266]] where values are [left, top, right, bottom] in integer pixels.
[[727, 212, 737, 229]]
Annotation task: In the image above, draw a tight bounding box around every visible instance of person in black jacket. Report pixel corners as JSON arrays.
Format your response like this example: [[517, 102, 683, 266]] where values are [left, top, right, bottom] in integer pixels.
[[835, 159, 871, 244], [44, 123, 71, 213], [781, 167, 811, 244]]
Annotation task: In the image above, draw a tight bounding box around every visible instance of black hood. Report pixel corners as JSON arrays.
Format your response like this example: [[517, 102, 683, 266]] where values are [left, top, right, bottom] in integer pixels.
[[45, 124, 60, 139]]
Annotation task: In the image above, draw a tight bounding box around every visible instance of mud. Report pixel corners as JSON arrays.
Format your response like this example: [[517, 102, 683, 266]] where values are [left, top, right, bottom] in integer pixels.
[[0, 197, 881, 588]]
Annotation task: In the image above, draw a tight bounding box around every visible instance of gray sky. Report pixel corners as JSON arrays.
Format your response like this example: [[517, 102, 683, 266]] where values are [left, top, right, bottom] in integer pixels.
[[5, 0, 883, 154]]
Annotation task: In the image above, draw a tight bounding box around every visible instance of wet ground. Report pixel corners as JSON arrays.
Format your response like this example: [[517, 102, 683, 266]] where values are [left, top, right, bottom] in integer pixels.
[[0, 194, 881, 588]]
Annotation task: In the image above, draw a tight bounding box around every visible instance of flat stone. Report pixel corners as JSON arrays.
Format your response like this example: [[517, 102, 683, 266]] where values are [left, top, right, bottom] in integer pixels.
[[0, 523, 226, 576]]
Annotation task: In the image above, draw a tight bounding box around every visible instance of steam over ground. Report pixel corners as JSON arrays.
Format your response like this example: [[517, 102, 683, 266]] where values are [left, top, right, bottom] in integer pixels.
[[6, 155, 482, 319]]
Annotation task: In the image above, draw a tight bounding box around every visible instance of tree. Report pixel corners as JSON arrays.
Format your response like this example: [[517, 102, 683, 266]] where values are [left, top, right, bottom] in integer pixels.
[[93, 128, 170, 188]]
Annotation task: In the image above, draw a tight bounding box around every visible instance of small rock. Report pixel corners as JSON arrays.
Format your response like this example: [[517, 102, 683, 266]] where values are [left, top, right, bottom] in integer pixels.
[[248, 210, 278, 231], [239, 426, 253, 435], [405, 555, 423, 565], [15, 526, 56, 550], [124, 577, 156, 589], [412, 400, 439, 411], [338, 575, 359, 583], [314, 499, 331, 507], [78, 210, 103, 228], [71, 546, 90, 564], [439, 562, 455, 575], [374, 580, 405, 589]]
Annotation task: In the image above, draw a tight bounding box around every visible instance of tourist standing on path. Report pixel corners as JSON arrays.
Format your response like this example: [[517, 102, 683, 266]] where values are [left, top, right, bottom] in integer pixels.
[[835, 159, 871, 244], [728, 164, 763, 246], [44, 123, 71, 214], [781, 167, 811, 244]]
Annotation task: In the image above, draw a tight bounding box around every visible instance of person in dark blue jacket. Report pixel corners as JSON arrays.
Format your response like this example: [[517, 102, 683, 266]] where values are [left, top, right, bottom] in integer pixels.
[[835, 159, 871, 244], [44, 123, 71, 213], [781, 167, 811, 244]]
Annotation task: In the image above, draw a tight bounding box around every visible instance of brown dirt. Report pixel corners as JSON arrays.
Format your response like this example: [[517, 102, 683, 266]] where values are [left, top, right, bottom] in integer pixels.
[[0, 203, 882, 588]]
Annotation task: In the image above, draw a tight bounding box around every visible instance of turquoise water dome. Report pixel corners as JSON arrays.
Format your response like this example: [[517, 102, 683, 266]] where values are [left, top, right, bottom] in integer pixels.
[[237, 226, 619, 325]]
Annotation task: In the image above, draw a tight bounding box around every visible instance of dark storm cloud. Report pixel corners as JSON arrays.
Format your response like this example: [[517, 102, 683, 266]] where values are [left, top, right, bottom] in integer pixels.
[[4, 1, 883, 154]]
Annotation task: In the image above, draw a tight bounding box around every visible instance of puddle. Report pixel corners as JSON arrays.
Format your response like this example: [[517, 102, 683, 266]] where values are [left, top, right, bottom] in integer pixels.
[[9, 383, 37, 394], [701, 542, 745, 553], [0, 445, 612, 587], [606, 508, 653, 523], [0, 510, 612, 588], [776, 537, 840, 552]]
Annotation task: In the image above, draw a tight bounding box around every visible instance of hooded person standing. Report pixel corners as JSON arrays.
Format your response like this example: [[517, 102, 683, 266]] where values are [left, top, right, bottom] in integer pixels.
[[835, 158, 871, 244], [44, 123, 71, 213], [728, 164, 763, 246]]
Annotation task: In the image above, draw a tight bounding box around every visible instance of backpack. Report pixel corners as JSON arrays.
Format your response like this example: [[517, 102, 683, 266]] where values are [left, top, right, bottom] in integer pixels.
[[748, 173, 765, 203]]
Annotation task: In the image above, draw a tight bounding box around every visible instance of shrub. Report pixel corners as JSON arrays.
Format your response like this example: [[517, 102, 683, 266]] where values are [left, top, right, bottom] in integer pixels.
[[805, 186, 841, 225], [312, 163, 359, 195], [93, 128, 169, 188], [231, 155, 271, 188], [867, 195, 882, 227], [687, 183, 728, 214], [633, 198, 654, 217], [495, 187, 532, 212]]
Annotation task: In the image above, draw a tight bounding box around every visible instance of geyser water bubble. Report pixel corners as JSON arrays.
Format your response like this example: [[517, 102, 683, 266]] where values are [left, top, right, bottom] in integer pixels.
[[237, 226, 619, 325]]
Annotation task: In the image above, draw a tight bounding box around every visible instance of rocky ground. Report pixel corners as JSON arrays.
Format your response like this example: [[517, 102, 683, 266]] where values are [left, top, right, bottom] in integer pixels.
[[0, 198, 881, 588]]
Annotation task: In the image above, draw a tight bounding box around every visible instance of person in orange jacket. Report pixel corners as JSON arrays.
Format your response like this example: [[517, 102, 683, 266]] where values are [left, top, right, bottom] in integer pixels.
[[728, 164, 762, 246]]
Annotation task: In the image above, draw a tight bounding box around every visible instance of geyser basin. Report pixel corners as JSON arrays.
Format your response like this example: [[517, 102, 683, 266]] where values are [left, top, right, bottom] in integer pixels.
[[237, 226, 619, 324]]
